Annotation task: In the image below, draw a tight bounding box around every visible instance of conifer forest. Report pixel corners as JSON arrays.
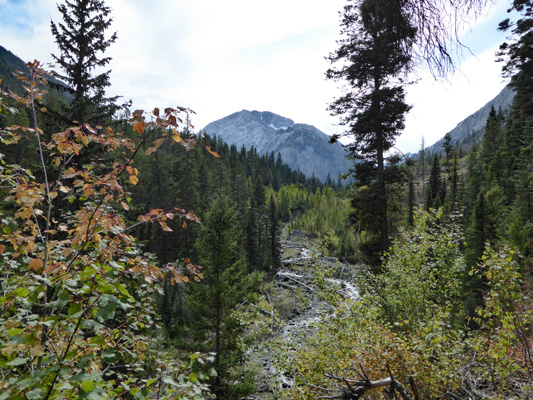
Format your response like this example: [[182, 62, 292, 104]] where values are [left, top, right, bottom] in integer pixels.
[[1, 0, 533, 399]]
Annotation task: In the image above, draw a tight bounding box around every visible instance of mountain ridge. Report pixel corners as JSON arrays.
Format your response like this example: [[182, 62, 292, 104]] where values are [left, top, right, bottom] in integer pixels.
[[203, 110, 351, 182], [425, 85, 515, 155]]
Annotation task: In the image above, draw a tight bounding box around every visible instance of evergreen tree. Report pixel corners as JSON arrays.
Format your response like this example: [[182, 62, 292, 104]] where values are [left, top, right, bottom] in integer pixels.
[[425, 155, 444, 209], [499, 0, 533, 116], [192, 195, 257, 397], [246, 173, 267, 271], [508, 163, 533, 264], [50, 0, 120, 124], [443, 132, 453, 170], [480, 106, 506, 186], [267, 195, 282, 272], [444, 152, 460, 213], [420, 136, 426, 201], [327, 0, 415, 256]]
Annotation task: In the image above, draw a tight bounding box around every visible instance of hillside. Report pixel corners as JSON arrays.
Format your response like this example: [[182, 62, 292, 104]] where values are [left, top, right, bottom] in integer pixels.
[[0, 44, 71, 95], [426, 85, 515, 155], [203, 110, 351, 182]]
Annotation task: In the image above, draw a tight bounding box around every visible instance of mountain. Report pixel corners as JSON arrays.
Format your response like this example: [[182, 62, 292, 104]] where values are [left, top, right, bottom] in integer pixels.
[[0, 44, 71, 95], [0, 45, 31, 94], [426, 85, 515, 155], [202, 110, 351, 181]]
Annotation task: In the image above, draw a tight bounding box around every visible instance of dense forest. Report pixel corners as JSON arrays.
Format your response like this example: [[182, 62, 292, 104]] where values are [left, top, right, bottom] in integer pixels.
[[1, 0, 533, 399]]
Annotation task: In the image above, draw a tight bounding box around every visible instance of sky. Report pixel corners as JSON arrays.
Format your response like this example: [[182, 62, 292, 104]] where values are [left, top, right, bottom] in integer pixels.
[[0, 0, 512, 153]]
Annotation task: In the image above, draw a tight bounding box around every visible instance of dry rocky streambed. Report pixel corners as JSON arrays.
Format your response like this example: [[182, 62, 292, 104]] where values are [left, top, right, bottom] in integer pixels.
[[243, 230, 360, 399]]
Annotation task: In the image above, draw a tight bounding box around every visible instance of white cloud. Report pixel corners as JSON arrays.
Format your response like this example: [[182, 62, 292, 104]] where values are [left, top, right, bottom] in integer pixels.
[[1, 0, 511, 154]]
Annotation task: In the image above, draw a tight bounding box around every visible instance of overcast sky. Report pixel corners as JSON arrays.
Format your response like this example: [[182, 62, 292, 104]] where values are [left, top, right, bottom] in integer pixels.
[[0, 0, 511, 153]]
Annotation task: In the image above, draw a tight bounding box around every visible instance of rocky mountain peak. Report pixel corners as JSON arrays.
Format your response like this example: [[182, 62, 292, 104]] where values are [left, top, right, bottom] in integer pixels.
[[203, 110, 351, 182]]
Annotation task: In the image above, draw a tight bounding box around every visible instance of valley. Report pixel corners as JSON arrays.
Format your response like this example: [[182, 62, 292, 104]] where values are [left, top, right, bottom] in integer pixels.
[[245, 227, 360, 399]]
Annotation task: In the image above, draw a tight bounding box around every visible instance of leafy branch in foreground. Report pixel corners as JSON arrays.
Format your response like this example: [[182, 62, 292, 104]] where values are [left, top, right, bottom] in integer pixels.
[[0, 61, 214, 399]]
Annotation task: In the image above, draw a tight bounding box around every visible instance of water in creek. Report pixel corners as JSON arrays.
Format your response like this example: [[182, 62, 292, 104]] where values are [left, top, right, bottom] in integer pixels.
[[245, 232, 361, 399]]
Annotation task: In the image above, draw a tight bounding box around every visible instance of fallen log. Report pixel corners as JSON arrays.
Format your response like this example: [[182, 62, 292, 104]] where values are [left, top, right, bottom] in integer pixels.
[[280, 275, 314, 292], [317, 370, 417, 400]]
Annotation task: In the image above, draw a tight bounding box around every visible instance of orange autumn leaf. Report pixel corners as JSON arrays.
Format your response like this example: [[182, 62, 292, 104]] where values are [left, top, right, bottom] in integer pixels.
[[159, 221, 172, 232], [205, 145, 221, 158], [29, 258, 44, 271], [133, 121, 145, 134]]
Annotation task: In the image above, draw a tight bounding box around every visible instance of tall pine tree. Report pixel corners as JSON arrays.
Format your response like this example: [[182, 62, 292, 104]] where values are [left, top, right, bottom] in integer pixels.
[[327, 0, 415, 256], [50, 0, 120, 124]]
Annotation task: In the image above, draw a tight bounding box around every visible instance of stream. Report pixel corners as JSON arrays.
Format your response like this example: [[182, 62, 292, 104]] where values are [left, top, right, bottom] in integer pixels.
[[244, 230, 360, 399]]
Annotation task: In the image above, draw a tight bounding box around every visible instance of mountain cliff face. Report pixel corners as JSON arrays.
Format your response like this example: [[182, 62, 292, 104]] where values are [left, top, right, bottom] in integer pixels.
[[426, 86, 515, 155], [203, 110, 351, 181]]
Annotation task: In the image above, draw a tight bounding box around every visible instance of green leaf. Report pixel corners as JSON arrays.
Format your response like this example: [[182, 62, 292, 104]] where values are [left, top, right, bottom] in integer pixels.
[[162, 376, 178, 386], [13, 287, 30, 297], [81, 265, 97, 281], [145, 379, 156, 387], [114, 283, 131, 298], [96, 307, 115, 321], [8, 328, 24, 337], [68, 303, 82, 317], [52, 291, 69, 310], [6, 357, 28, 366], [26, 388, 46, 399], [80, 319, 104, 330], [81, 380, 95, 392], [101, 348, 120, 362], [97, 283, 114, 294], [188, 372, 197, 382]]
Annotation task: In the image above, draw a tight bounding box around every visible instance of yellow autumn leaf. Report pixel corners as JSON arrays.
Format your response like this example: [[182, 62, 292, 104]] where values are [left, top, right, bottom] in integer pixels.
[[172, 129, 182, 143], [129, 175, 139, 185]]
